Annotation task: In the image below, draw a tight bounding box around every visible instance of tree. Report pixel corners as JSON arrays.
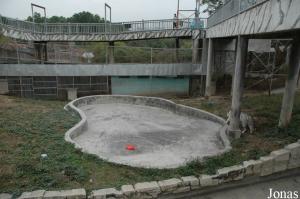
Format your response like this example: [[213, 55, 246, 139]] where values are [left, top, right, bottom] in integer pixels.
[[68, 11, 104, 23], [25, 11, 105, 23], [203, 0, 224, 15], [26, 12, 46, 23]]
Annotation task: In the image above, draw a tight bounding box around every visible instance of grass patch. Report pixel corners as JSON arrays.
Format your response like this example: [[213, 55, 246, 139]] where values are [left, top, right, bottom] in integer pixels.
[[0, 92, 299, 195]]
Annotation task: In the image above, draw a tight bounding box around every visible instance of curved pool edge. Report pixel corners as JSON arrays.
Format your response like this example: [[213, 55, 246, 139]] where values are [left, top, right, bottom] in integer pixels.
[[64, 95, 232, 165]]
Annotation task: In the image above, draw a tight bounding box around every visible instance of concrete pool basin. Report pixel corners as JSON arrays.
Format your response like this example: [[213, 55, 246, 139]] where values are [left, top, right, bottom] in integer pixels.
[[64, 95, 231, 168]]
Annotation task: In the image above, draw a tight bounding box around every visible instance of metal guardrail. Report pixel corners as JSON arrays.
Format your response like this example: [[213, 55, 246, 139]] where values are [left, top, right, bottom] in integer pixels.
[[0, 15, 207, 35], [207, 0, 267, 28]]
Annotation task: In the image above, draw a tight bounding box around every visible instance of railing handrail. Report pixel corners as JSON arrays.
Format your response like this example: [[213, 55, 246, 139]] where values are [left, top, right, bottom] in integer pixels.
[[0, 15, 207, 34]]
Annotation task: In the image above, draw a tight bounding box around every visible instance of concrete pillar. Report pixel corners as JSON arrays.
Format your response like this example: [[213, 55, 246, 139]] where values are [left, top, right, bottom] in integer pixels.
[[43, 42, 48, 63], [34, 42, 42, 64], [229, 36, 248, 139], [34, 42, 47, 64], [202, 38, 208, 74], [175, 38, 180, 63], [205, 38, 214, 96], [107, 41, 114, 64], [279, 38, 300, 128], [192, 38, 200, 64]]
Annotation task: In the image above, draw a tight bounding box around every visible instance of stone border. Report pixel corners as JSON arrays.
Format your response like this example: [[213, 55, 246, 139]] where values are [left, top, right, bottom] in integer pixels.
[[64, 95, 232, 157], [3, 140, 299, 199]]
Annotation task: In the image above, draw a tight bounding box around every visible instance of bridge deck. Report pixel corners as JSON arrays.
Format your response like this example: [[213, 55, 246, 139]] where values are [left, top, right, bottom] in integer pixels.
[[0, 16, 206, 41], [206, 0, 300, 38]]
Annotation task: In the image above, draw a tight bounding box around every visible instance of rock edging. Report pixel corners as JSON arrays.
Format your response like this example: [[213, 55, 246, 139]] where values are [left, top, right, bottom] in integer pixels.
[[4, 140, 299, 199]]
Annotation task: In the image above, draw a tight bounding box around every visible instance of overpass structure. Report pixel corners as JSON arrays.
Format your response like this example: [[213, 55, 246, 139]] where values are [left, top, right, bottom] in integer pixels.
[[0, 16, 205, 41], [0, 0, 300, 136]]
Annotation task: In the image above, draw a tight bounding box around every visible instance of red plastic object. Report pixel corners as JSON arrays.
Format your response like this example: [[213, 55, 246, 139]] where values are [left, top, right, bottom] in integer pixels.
[[126, 144, 136, 151]]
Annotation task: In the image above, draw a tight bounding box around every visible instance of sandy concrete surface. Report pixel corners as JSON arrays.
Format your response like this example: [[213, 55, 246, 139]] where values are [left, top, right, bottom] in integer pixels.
[[189, 174, 300, 199], [74, 103, 224, 168]]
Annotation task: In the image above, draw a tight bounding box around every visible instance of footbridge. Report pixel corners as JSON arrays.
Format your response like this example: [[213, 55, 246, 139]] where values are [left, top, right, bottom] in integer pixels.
[[0, 16, 206, 42]]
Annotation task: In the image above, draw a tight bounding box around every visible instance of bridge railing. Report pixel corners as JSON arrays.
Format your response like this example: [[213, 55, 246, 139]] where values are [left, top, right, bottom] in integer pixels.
[[0, 15, 207, 35], [207, 0, 268, 28]]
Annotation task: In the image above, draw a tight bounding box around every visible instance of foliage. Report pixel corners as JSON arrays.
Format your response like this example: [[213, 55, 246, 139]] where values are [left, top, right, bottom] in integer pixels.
[[0, 34, 10, 45], [203, 0, 224, 14], [26, 11, 105, 23]]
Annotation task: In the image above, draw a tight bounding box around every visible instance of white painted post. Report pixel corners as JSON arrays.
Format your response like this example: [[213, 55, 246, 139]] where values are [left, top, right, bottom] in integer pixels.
[[279, 38, 300, 128], [205, 38, 214, 96], [229, 36, 248, 139]]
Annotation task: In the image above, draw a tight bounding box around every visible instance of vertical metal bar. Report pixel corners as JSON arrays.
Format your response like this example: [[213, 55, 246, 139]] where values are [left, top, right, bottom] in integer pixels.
[[56, 76, 59, 97], [105, 5, 107, 34], [106, 76, 109, 94], [19, 76, 23, 97], [150, 48, 153, 64], [16, 42, 20, 64]]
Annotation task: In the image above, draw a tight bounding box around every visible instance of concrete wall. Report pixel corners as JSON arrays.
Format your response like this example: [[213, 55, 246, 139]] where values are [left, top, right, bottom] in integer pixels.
[[207, 0, 300, 38], [111, 76, 189, 96], [0, 63, 204, 76]]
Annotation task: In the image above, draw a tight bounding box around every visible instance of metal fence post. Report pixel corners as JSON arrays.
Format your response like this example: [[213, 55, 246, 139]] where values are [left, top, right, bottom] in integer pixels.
[[150, 48, 153, 64]]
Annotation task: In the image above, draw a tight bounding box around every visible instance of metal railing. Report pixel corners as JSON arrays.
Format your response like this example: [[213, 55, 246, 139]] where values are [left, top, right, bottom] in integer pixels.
[[0, 15, 207, 35], [207, 0, 268, 28], [0, 42, 202, 64]]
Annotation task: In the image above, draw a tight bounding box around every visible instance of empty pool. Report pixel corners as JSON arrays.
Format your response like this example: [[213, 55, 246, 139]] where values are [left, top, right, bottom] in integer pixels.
[[65, 95, 231, 168]]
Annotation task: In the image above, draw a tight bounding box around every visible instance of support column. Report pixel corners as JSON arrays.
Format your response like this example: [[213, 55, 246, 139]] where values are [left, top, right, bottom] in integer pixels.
[[192, 38, 200, 64], [175, 38, 180, 63], [229, 36, 248, 139], [200, 38, 208, 96], [43, 42, 48, 63], [202, 38, 208, 73], [205, 38, 214, 96], [34, 42, 42, 64], [34, 42, 48, 64], [107, 41, 114, 64], [279, 37, 300, 128]]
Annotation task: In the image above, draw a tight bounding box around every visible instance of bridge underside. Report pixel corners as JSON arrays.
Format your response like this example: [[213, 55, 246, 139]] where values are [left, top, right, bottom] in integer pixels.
[[1, 27, 204, 42]]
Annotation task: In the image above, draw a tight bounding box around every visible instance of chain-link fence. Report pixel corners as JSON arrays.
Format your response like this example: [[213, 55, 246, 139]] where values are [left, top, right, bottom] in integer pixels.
[[0, 42, 202, 64]]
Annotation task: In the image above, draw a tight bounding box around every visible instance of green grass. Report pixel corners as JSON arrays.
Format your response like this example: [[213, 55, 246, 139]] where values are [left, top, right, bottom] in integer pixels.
[[0, 93, 299, 196]]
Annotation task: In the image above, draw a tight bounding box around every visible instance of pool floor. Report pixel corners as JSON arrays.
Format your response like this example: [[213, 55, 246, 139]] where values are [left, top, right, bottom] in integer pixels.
[[74, 103, 224, 168]]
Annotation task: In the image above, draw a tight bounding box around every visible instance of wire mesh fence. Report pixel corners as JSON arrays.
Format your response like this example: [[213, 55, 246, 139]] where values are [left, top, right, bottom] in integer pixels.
[[0, 41, 201, 64]]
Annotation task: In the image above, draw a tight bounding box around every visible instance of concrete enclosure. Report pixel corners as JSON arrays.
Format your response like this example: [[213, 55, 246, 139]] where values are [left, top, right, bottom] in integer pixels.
[[65, 95, 231, 168]]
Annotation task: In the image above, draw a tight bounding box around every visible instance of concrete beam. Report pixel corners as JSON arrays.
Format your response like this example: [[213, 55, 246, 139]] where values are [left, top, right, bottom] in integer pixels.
[[206, 0, 300, 38], [205, 38, 214, 96], [0, 63, 204, 77], [229, 36, 248, 139], [279, 37, 300, 127]]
